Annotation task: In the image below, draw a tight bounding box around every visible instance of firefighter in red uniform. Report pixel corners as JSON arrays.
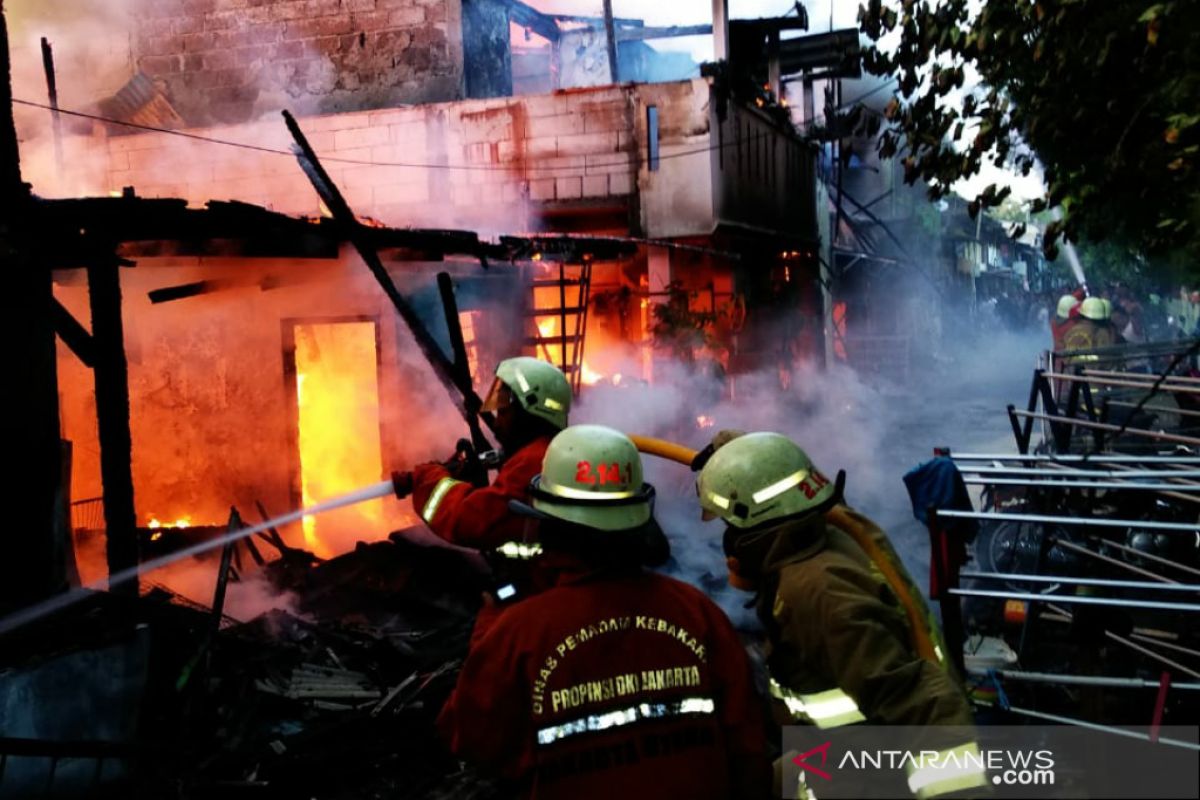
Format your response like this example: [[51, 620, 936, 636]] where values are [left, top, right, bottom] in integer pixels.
[[437, 425, 772, 799], [408, 357, 571, 637]]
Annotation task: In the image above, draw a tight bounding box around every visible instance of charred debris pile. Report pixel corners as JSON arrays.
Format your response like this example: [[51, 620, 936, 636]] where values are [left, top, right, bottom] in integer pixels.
[[0, 528, 499, 799]]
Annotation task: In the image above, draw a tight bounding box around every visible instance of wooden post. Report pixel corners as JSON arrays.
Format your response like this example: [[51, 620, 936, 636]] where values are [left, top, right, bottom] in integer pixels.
[[0, 0, 67, 609], [602, 0, 619, 83], [711, 0, 729, 62], [87, 255, 139, 595], [40, 37, 64, 178]]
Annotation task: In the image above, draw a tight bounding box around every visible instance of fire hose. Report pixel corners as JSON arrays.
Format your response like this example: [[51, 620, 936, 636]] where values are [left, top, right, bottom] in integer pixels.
[[629, 435, 942, 666]]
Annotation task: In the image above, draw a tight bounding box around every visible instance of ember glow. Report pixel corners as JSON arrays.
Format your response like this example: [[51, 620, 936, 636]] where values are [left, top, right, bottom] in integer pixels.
[[294, 322, 388, 558], [696, 415, 715, 429], [148, 517, 192, 529]]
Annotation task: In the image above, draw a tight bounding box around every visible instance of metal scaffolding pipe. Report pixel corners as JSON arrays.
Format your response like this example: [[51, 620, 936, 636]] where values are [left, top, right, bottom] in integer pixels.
[[1129, 634, 1200, 661], [950, 453, 1200, 462], [1047, 603, 1200, 680], [987, 670, 1200, 690], [948, 588, 1200, 612], [1084, 369, 1200, 385], [1041, 371, 1200, 395], [1101, 539, 1200, 579], [1107, 401, 1200, 420], [938, 508, 1200, 533], [996, 705, 1200, 750], [960, 464, 1200, 478], [959, 571, 1199, 592], [1042, 539, 1178, 584], [1010, 410, 1200, 446], [963, 477, 1200, 492]]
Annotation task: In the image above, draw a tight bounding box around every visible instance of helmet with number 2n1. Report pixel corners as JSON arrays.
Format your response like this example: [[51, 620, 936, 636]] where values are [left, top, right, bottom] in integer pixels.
[[697, 432, 837, 529], [527, 425, 655, 532]]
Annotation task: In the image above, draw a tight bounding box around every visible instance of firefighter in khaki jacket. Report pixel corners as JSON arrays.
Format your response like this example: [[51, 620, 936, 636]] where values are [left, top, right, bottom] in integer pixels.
[[696, 432, 986, 800], [438, 425, 772, 800]]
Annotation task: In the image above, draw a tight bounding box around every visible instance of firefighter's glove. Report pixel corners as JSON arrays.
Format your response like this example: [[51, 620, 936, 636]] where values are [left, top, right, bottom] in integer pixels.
[[443, 438, 488, 487], [391, 471, 414, 499]]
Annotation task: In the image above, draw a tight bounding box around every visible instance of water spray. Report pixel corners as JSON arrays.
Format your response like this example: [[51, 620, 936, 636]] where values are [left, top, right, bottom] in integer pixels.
[[1054, 208, 1089, 293], [0, 480, 397, 637]]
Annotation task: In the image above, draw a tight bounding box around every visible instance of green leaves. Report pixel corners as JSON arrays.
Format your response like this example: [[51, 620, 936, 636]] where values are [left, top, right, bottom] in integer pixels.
[[857, 0, 1200, 266]]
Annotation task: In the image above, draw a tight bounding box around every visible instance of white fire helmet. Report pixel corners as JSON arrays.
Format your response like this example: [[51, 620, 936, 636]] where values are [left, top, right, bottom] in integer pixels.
[[526, 425, 654, 531], [697, 432, 837, 529], [1056, 294, 1080, 319], [482, 357, 571, 430], [1079, 296, 1107, 321]]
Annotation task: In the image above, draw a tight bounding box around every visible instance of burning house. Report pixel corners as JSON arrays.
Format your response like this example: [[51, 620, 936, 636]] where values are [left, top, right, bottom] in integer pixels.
[[1, 2, 825, 794], [4, 0, 822, 577]]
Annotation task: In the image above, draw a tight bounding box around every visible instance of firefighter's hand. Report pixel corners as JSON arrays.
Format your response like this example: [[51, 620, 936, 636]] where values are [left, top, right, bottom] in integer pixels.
[[391, 471, 415, 499]]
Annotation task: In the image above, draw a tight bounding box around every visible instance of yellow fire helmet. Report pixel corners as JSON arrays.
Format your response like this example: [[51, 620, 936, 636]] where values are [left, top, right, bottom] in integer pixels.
[[1056, 294, 1080, 319], [483, 356, 571, 430], [1079, 296, 1107, 321], [697, 432, 838, 529], [525, 424, 655, 531]]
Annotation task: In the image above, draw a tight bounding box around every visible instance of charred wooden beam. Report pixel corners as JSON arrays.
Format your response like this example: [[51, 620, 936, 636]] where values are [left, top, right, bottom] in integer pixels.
[[147, 279, 235, 304], [602, 0, 619, 82], [283, 109, 496, 451], [1, 2, 66, 608], [39, 37, 63, 176], [87, 252, 139, 595], [507, 0, 560, 42], [52, 298, 95, 366], [615, 24, 713, 42]]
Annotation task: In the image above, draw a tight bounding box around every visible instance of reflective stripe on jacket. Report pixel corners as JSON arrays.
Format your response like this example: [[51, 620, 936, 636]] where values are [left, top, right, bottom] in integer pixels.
[[410, 435, 551, 551], [438, 568, 771, 800]]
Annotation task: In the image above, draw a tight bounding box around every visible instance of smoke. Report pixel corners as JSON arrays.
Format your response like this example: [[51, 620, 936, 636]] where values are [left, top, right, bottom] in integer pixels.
[[573, 322, 1046, 625]]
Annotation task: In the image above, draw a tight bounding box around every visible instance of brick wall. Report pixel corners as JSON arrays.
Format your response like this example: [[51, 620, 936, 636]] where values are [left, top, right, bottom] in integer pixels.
[[131, 0, 464, 126], [91, 83, 643, 231]]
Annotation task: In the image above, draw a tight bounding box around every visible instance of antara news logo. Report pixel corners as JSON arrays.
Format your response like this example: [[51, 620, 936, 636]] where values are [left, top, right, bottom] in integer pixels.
[[793, 741, 1057, 788]]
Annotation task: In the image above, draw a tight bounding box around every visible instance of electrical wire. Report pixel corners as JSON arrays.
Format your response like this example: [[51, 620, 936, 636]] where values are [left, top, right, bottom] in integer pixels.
[[13, 96, 795, 173]]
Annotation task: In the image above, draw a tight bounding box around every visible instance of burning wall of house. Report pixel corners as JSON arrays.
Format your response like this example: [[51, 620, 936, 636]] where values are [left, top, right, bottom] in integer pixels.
[[53, 256, 479, 574]]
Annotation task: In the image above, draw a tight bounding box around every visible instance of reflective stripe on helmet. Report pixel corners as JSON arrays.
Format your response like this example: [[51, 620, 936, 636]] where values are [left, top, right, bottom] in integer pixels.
[[707, 492, 731, 510], [495, 541, 543, 560], [540, 481, 639, 501], [536, 697, 715, 746], [752, 468, 810, 504], [769, 680, 866, 728], [514, 367, 532, 393], [906, 741, 988, 799], [544, 397, 564, 411], [421, 477, 464, 523]]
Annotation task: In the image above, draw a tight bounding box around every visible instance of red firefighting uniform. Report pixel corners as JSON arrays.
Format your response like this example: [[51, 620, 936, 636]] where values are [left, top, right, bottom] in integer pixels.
[[438, 562, 771, 800], [411, 435, 552, 551]]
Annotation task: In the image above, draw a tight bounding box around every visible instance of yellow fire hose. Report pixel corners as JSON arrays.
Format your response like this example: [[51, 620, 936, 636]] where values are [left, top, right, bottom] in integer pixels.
[[630, 435, 941, 666]]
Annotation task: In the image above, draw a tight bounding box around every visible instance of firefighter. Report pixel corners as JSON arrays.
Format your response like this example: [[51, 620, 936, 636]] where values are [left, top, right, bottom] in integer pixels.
[[406, 357, 570, 634], [1064, 296, 1110, 353], [696, 432, 985, 800], [1050, 292, 1081, 351], [438, 425, 772, 799], [409, 356, 568, 547]]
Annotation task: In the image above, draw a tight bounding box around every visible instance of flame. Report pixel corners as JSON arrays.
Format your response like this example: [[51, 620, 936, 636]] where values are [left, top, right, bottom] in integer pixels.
[[148, 517, 191, 529], [536, 316, 563, 366], [696, 415, 716, 430], [294, 322, 387, 558], [581, 361, 604, 385]]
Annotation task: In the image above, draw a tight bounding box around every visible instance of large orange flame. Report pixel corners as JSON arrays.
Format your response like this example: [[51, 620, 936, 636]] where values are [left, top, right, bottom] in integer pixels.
[[294, 322, 388, 558]]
